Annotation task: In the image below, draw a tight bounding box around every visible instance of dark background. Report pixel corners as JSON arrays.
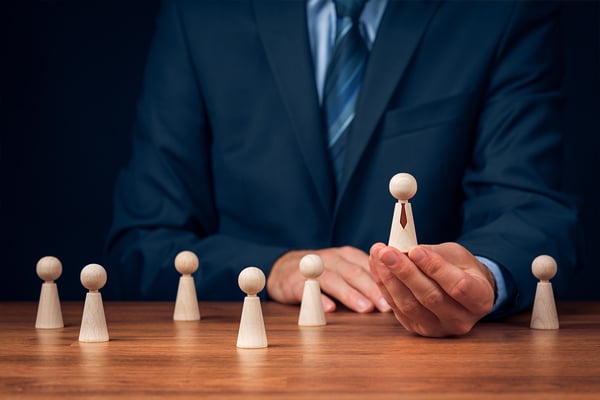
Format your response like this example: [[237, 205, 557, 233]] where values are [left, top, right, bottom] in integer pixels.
[[1, 1, 599, 301]]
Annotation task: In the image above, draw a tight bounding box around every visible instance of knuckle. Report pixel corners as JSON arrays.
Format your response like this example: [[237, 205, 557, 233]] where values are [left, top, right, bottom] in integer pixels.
[[379, 269, 396, 286], [415, 324, 440, 338], [354, 263, 369, 276], [410, 321, 445, 338], [318, 270, 335, 288], [446, 319, 473, 336], [473, 297, 494, 316], [421, 289, 444, 308], [337, 288, 356, 308], [398, 298, 421, 315], [449, 277, 472, 300], [421, 259, 442, 276], [346, 263, 368, 280]]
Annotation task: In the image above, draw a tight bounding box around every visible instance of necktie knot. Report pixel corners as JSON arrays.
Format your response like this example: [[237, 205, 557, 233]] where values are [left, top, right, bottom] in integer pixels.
[[333, 0, 367, 21]]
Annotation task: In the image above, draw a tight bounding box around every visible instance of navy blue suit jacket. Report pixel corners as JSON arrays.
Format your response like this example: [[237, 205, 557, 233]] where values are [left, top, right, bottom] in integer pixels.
[[108, 0, 580, 315]]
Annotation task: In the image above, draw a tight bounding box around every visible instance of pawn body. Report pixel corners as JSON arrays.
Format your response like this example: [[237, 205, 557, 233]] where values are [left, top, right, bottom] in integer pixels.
[[173, 250, 201, 321], [79, 264, 109, 342], [530, 255, 559, 330], [237, 267, 268, 349], [298, 254, 326, 327], [35, 256, 64, 329], [388, 173, 418, 252]]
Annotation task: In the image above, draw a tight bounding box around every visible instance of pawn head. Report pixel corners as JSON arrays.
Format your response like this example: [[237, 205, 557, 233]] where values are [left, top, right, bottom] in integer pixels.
[[80, 263, 107, 291], [36, 256, 62, 282], [174, 250, 199, 275], [532, 255, 557, 281], [389, 173, 417, 201], [299, 254, 324, 279], [238, 266, 266, 296]]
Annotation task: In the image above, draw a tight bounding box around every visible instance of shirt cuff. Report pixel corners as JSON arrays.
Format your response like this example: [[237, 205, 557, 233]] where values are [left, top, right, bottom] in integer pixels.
[[476, 256, 508, 314]]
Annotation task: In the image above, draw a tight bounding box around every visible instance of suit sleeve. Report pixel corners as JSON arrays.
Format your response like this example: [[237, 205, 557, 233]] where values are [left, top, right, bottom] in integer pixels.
[[458, 3, 582, 316], [106, 0, 288, 300]]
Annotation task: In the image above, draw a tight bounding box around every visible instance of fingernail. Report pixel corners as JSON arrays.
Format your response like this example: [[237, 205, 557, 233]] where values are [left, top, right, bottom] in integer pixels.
[[410, 247, 426, 263], [356, 298, 371, 312], [322, 297, 336, 312], [378, 297, 391, 312], [382, 250, 397, 266], [370, 242, 384, 255]]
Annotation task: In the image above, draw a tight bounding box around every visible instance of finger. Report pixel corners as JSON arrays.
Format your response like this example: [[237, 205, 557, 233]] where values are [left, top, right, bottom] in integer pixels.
[[343, 262, 391, 312], [267, 250, 319, 304], [366, 244, 393, 312], [334, 246, 391, 312], [368, 242, 393, 285], [372, 248, 441, 330], [319, 268, 375, 313], [375, 280, 415, 332], [381, 247, 473, 325], [369, 242, 387, 258], [339, 245, 371, 265], [378, 276, 450, 337], [408, 246, 493, 315], [321, 293, 336, 313], [370, 261, 415, 331], [369, 246, 407, 312]]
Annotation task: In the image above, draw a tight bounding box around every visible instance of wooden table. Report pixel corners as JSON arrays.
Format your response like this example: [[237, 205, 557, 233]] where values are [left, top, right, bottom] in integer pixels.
[[1, 302, 599, 399]]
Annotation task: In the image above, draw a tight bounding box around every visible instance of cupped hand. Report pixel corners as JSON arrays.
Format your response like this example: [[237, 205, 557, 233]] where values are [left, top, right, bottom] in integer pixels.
[[369, 242, 495, 337]]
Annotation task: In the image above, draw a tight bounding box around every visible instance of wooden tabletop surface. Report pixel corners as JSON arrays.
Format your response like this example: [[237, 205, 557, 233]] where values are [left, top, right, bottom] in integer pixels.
[[1, 301, 599, 399]]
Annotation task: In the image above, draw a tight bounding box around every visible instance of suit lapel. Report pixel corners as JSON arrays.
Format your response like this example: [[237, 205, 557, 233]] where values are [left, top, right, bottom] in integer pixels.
[[253, 1, 336, 216], [335, 1, 441, 209]]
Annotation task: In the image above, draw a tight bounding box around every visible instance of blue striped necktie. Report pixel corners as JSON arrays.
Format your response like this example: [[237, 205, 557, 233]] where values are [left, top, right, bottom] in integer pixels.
[[323, 0, 368, 186]]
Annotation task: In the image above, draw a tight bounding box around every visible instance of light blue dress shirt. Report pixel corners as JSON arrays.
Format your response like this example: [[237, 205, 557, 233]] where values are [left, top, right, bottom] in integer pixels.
[[306, 0, 508, 314]]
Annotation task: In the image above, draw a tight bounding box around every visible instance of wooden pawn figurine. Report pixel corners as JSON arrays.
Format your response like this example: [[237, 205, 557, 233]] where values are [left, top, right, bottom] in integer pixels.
[[237, 267, 267, 349], [173, 250, 201, 321], [298, 254, 326, 327], [530, 255, 559, 330], [79, 264, 109, 342], [35, 256, 64, 329], [388, 173, 418, 252]]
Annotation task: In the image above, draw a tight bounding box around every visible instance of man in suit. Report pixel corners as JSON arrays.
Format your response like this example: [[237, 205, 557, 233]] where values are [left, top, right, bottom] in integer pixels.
[[107, 0, 579, 337]]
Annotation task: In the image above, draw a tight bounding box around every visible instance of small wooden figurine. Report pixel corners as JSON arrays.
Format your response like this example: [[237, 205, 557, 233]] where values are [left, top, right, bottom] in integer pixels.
[[298, 254, 326, 327], [237, 267, 268, 349], [388, 172, 418, 252], [173, 250, 201, 321], [79, 263, 109, 342], [35, 256, 64, 329], [530, 255, 559, 330]]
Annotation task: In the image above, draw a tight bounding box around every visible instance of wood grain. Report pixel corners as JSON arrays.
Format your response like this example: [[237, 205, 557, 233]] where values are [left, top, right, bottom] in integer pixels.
[[1, 302, 599, 399]]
